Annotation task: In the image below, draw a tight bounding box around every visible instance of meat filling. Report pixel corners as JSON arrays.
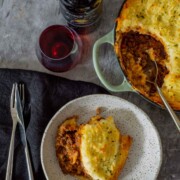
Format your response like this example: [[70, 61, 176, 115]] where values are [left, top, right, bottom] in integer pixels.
[[120, 31, 169, 95], [55, 116, 87, 177]]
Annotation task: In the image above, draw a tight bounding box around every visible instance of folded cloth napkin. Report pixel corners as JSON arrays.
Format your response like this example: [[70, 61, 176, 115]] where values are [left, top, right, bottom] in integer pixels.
[[0, 68, 109, 180]]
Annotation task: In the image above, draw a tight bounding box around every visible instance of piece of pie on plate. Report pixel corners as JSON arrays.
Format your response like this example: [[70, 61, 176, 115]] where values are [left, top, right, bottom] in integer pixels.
[[55, 112, 132, 180]]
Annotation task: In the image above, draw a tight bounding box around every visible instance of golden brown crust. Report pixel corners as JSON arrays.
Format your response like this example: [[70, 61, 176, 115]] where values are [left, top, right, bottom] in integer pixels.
[[113, 135, 133, 180]]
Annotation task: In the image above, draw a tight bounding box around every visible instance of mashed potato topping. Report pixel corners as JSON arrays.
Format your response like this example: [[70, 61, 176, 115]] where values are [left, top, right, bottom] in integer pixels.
[[80, 116, 131, 180], [55, 112, 132, 180]]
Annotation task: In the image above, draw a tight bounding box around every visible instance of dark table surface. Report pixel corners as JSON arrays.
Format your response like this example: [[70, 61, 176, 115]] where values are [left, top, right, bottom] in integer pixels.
[[0, 0, 179, 179]]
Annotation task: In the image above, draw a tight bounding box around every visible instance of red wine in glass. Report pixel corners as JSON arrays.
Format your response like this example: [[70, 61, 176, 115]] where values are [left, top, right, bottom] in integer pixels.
[[36, 25, 82, 72]]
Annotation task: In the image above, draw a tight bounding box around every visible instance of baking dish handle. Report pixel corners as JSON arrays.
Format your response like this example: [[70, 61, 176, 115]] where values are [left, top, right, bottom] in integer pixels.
[[93, 29, 134, 92]]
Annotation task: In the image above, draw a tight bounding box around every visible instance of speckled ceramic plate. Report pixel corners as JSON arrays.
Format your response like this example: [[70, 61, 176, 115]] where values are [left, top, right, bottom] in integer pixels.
[[41, 94, 162, 180]]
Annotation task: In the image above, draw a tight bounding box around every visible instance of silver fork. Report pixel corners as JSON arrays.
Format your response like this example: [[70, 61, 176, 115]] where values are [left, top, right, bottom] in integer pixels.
[[18, 83, 34, 180], [6, 83, 20, 180], [6, 83, 34, 180]]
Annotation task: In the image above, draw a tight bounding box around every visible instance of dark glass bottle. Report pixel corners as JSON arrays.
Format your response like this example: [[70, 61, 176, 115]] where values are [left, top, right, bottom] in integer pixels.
[[60, 0, 103, 34]]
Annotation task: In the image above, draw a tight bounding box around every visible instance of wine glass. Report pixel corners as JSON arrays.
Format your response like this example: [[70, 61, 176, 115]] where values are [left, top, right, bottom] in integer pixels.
[[36, 25, 82, 72]]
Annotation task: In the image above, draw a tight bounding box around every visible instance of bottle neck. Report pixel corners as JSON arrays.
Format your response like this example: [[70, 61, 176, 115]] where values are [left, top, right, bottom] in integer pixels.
[[60, 0, 103, 34], [60, 0, 95, 8], [60, 0, 100, 13]]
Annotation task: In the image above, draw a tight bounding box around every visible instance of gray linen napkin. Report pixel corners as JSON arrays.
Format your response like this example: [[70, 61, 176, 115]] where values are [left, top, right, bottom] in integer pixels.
[[0, 68, 109, 180]]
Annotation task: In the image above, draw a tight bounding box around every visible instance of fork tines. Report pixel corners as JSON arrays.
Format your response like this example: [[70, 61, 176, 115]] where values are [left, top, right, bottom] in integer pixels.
[[10, 83, 18, 109], [18, 83, 25, 109]]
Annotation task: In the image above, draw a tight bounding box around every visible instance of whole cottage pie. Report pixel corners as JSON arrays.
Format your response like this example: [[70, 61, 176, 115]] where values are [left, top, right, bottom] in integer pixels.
[[115, 0, 180, 110]]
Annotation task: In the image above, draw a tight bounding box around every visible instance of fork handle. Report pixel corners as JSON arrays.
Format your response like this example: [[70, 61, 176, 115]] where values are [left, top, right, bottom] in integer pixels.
[[5, 122, 17, 180], [24, 145, 34, 180], [19, 123, 34, 180], [156, 85, 180, 132]]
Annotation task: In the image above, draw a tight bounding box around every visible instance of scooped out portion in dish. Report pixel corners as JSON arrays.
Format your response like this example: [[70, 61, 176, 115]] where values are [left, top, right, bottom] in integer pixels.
[[55, 110, 132, 180], [120, 31, 169, 104], [115, 0, 180, 110]]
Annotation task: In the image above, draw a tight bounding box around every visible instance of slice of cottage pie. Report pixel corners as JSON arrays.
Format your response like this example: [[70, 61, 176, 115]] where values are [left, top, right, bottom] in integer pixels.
[[55, 113, 132, 180]]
